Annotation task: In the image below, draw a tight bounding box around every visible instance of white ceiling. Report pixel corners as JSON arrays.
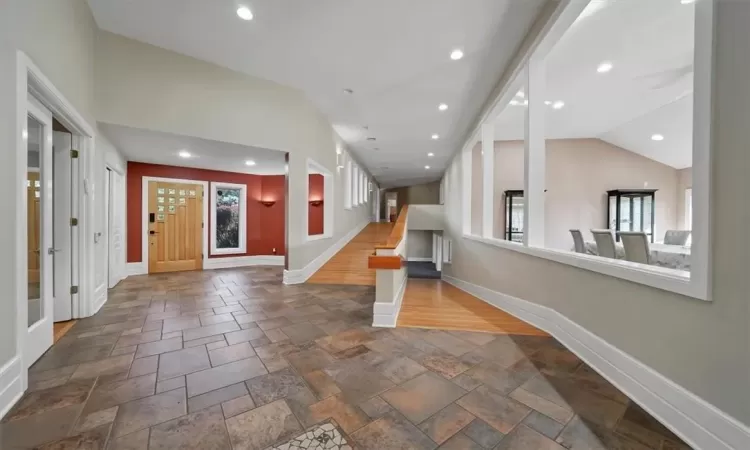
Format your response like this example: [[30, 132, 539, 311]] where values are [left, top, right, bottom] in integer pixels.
[[493, 0, 695, 169], [86, 0, 548, 187], [99, 123, 287, 175]]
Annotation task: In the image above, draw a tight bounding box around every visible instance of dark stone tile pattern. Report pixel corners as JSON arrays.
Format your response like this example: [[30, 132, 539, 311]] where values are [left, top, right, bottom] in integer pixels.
[[0, 267, 692, 449]]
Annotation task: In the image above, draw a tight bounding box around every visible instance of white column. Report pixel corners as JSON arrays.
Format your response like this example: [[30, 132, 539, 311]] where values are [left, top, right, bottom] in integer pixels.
[[481, 123, 495, 238], [524, 58, 546, 247]]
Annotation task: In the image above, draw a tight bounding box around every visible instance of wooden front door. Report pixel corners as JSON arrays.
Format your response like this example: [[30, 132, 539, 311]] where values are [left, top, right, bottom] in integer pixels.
[[27, 171, 41, 284], [148, 181, 203, 274]]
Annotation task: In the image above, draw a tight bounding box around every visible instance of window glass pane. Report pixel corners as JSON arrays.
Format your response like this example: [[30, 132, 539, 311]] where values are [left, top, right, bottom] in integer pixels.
[[215, 188, 241, 249]]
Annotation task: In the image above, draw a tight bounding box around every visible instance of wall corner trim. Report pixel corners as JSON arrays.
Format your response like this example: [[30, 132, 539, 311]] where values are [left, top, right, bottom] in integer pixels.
[[441, 275, 750, 450], [283, 221, 371, 284], [0, 356, 23, 421], [372, 274, 407, 328]]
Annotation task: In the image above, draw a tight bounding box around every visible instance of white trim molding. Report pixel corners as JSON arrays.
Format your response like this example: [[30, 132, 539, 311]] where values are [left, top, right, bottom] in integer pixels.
[[372, 274, 407, 328], [283, 220, 370, 284], [210, 182, 248, 255], [204, 255, 284, 270], [442, 275, 750, 450], [0, 356, 23, 420], [407, 257, 433, 262], [126, 262, 148, 276]]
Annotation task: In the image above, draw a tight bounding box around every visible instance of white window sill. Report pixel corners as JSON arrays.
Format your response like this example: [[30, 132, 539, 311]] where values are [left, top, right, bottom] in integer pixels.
[[306, 233, 332, 242], [463, 234, 707, 301]]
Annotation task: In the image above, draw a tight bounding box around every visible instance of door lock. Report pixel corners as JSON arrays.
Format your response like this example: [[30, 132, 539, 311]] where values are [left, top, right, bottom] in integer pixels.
[[47, 248, 62, 255]]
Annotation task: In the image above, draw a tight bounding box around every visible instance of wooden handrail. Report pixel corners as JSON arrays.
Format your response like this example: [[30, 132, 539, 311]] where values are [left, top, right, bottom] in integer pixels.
[[375, 205, 409, 250]]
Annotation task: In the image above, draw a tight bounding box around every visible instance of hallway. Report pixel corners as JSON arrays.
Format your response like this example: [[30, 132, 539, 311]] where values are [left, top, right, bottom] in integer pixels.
[[399, 280, 547, 336], [307, 223, 393, 286], [1, 268, 690, 449]]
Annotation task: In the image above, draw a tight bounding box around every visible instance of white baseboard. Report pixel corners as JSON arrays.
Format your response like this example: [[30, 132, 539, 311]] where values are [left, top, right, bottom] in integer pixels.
[[126, 262, 147, 276], [407, 257, 433, 262], [0, 356, 23, 420], [92, 282, 108, 316], [205, 255, 284, 270], [372, 275, 408, 328], [442, 275, 750, 450], [283, 221, 370, 284]]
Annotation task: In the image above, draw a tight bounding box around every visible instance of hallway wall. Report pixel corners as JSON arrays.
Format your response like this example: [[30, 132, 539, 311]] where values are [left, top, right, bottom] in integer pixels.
[[441, 2, 750, 427], [380, 181, 441, 219], [94, 31, 374, 272], [0, 0, 98, 374], [126, 162, 287, 260]]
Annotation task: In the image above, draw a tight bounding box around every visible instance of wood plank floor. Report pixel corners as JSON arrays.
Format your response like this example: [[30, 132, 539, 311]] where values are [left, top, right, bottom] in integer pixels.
[[53, 320, 77, 343], [398, 279, 548, 336], [306, 222, 393, 286]]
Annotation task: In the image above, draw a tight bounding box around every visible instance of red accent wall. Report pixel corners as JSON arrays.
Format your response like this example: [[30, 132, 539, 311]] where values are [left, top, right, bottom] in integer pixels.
[[259, 176, 286, 256], [308, 174, 324, 235], [126, 162, 285, 263]]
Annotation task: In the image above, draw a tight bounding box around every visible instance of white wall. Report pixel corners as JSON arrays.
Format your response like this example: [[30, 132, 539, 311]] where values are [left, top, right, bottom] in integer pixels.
[[93, 131, 126, 301], [94, 31, 372, 271], [407, 231, 432, 260], [442, 3, 750, 426], [0, 0, 97, 372], [473, 138, 682, 249]]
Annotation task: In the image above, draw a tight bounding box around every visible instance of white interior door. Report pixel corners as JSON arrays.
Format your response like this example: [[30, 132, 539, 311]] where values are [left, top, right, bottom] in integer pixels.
[[108, 169, 124, 288], [26, 96, 54, 366], [53, 131, 73, 322]]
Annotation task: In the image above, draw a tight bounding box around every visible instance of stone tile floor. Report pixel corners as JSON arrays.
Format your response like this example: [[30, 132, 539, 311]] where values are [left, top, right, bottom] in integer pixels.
[[0, 267, 693, 449]]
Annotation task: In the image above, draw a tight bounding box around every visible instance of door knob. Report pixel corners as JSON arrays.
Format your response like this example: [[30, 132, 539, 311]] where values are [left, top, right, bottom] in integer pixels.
[[48, 248, 62, 255]]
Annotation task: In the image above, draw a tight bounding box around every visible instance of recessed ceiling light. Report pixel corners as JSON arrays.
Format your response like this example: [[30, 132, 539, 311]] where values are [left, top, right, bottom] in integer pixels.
[[366, 137, 376, 141], [552, 101, 565, 110], [438, 103, 448, 111], [245, 160, 256, 166], [428, 152, 434, 157], [431, 134, 439, 140], [510, 100, 520, 106], [425, 165, 431, 169], [178, 150, 191, 158], [597, 61, 613, 73], [450, 49, 464, 60], [680, 0, 695, 4], [236, 6, 253, 20], [517, 91, 525, 98], [544, 100, 552, 105], [651, 134, 665, 141]]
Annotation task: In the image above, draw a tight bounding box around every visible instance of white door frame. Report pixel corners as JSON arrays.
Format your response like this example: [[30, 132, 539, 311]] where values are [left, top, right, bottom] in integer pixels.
[[140, 176, 209, 274], [106, 164, 126, 287], [25, 95, 54, 369], [16, 51, 96, 390]]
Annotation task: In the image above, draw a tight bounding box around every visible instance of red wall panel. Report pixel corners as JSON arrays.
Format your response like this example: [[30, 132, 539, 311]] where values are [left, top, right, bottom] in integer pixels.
[[308, 174, 324, 235], [259, 176, 286, 256], [126, 162, 284, 262]]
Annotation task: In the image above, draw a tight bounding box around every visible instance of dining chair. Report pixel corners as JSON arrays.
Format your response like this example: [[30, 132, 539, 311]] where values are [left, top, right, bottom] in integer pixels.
[[664, 230, 691, 246], [569, 229, 585, 254], [619, 231, 651, 264], [590, 229, 616, 259]]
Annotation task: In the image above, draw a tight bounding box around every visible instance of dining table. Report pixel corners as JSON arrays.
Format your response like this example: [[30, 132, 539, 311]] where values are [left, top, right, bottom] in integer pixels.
[[583, 241, 691, 271]]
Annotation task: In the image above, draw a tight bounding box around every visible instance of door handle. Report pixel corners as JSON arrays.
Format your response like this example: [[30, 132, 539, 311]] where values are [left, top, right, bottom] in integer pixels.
[[48, 248, 62, 255], [149, 231, 159, 235]]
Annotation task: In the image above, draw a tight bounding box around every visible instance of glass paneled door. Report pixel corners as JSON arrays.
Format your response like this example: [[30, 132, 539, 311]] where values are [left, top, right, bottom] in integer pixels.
[[26, 96, 54, 367]]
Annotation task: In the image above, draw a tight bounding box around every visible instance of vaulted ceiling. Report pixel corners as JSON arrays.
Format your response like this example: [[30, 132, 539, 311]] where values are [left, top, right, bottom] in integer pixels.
[[494, 0, 695, 169], [87, 0, 548, 187]]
